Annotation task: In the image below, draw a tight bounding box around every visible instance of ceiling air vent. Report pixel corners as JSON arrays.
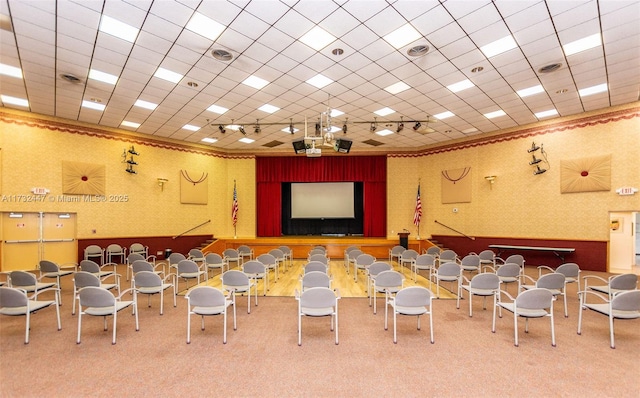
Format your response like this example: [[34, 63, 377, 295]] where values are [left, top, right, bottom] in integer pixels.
[[407, 45, 430, 57], [60, 73, 83, 84], [362, 139, 384, 147], [262, 140, 284, 148], [538, 63, 562, 74], [211, 49, 233, 62]]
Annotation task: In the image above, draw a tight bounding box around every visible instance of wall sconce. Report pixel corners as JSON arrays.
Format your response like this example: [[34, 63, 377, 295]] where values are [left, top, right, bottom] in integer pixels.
[[484, 175, 497, 189], [157, 178, 168, 191]]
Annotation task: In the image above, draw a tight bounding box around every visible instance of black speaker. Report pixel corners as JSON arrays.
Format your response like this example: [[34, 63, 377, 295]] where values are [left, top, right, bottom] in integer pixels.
[[292, 140, 306, 154], [334, 138, 352, 153]]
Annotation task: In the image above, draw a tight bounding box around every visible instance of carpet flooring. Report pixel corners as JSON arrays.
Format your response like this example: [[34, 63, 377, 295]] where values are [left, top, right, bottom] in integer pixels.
[[1, 265, 638, 398]]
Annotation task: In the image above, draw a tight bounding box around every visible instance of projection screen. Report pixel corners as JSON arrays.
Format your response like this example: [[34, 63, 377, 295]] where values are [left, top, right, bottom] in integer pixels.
[[291, 182, 355, 219]]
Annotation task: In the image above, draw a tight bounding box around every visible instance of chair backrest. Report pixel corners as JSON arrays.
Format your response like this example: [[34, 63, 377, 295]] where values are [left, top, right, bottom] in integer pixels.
[[611, 290, 640, 311], [312, 246, 326, 252], [302, 272, 331, 289], [9, 271, 36, 287], [169, 253, 187, 265], [555, 263, 580, 278], [309, 254, 328, 264], [85, 245, 103, 255], [79, 260, 101, 273], [0, 286, 29, 308], [269, 249, 285, 260], [504, 255, 524, 266], [205, 253, 224, 265], [177, 259, 199, 274], [129, 243, 146, 255], [304, 261, 328, 274], [414, 254, 436, 268], [257, 253, 276, 267], [39, 260, 59, 273], [223, 249, 240, 259], [189, 249, 205, 259], [395, 286, 433, 307], [309, 248, 325, 257], [460, 254, 480, 267], [400, 249, 418, 261], [348, 249, 363, 261], [132, 260, 154, 274], [516, 288, 553, 310], [128, 253, 145, 264], [279, 246, 291, 256], [374, 270, 404, 289], [426, 246, 441, 256], [390, 245, 405, 256], [344, 246, 359, 254], [242, 260, 266, 274], [368, 262, 392, 276], [74, 271, 102, 288], [106, 244, 124, 254], [187, 286, 225, 307], [437, 262, 462, 277], [609, 273, 638, 290], [439, 250, 458, 262], [237, 245, 253, 255], [477, 250, 495, 262], [497, 263, 521, 278], [356, 253, 376, 267], [536, 273, 566, 290], [222, 270, 249, 287], [78, 286, 115, 307], [470, 273, 500, 290], [300, 287, 336, 309], [134, 271, 162, 288]]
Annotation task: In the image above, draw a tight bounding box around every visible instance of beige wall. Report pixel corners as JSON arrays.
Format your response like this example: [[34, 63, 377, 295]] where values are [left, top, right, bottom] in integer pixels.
[[1, 104, 639, 243], [387, 103, 640, 241]]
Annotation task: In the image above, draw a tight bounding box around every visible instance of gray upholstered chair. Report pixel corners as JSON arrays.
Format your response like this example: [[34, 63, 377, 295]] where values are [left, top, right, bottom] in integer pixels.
[[354, 253, 375, 283], [176, 260, 206, 292], [583, 273, 637, 300], [308, 248, 326, 258], [430, 262, 462, 299], [343, 246, 360, 274], [79, 259, 116, 279], [295, 287, 340, 346], [308, 253, 329, 264], [437, 249, 459, 266], [425, 246, 441, 257], [279, 246, 293, 270], [388, 245, 405, 265], [167, 253, 187, 275], [411, 254, 436, 282], [105, 244, 127, 264], [472, 249, 496, 268], [84, 245, 104, 265], [577, 289, 640, 349], [521, 272, 568, 317], [188, 249, 206, 267], [242, 260, 268, 297], [8, 271, 58, 302], [38, 260, 76, 304], [76, 286, 139, 345], [537, 263, 581, 294], [300, 271, 332, 291], [459, 254, 481, 277], [495, 254, 525, 274], [221, 270, 256, 313], [129, 243, 148, 258], [304, 261, 329, 274], [0, 286, 61, 344], [257, 253, 278, 286], [459, 272, 500, 317], [237, 245, 254, 263], [132, 270, 176, 315], [493, 287, 555, 347], [269, 248, 287, 274], [372, 270, 405, 315], [398, 249, 418, 276], [386, 286, 434, 344], [185, 286, 235, 344], [367, 262, 392, 306], [72, 271, 119, 315], [223, 249, 242, 269], [204, 253, 226, 278]]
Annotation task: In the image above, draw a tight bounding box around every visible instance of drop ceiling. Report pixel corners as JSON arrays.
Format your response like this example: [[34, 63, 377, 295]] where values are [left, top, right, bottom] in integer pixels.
[[1, 0, 638, 153]]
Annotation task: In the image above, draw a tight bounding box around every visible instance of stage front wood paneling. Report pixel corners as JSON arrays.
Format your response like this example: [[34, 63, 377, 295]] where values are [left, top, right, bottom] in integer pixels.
[[205, 236, 426, 260]]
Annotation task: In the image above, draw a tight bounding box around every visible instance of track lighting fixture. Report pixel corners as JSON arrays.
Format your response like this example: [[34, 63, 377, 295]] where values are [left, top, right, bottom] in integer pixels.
[[254, 119, 261, 134], [126, 164, 137, 174], [396, 122, 404, 133], [534, 165, 547, 175], [528, 141, 540, 152], [529, 154, 542, 165], [239, 125, 246, 135], [370, 117, 378, 132], [315, 121, 321, 136], [289, 118, 294, 134], [342, 124, 347, 134], [218, 125, 226, 133], [128, 145, 139, 155], [413, 121, 421, 131]]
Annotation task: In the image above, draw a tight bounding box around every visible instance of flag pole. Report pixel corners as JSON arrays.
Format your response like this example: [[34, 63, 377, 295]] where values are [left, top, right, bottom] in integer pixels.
[[233, 179, 238, 239]]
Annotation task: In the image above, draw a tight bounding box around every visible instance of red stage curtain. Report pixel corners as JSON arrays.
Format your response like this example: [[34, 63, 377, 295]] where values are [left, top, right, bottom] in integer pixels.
[[256, 156, 387, 237]]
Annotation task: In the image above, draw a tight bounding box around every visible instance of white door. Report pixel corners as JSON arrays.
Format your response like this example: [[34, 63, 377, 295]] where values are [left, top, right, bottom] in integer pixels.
[[609, 211, 636, 271]]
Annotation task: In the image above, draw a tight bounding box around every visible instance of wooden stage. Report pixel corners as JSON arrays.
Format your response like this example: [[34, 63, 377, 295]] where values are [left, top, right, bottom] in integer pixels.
[[203, 236, 434, 260]]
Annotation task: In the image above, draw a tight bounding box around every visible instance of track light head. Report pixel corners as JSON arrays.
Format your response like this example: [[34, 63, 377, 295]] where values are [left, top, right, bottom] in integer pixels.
[[342, 124, 347, 134], [315, 121, 321, 136], [396, 122, 404, 133], [534, 165, 547, 175], [529, 154, 542, 165], [528, 141, 540, 152], [239, 125, 246, 135], [289, 119, 295, 134], [413, 121, 421, 131], [218, 125, 226, 134]]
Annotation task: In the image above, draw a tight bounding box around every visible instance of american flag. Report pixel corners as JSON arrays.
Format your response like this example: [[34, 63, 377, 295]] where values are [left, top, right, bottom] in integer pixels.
[[232, 182, 238, 227], [413, 184, 422, 227]]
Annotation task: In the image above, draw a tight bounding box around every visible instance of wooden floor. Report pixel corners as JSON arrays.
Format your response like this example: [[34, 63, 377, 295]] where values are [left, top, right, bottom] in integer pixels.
[[179, 258, 458, 299]]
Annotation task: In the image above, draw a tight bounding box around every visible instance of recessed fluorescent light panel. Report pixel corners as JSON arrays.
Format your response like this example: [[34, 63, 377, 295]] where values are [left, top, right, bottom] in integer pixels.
[[186, 12, 225, 41], [385, 81, 411, 94], [375, 129, 394, 137], [1, 95, 28, 107], [481, 35, 518, 58], [134, 99, 158, 110], [282, 127, 299, 133], [484, 109, 506, 119], [434, 111, 454, 119], [306, 74, 333, 88], [517, 85, 545, 98], [447, 79, 475, 93], [89, 69, 118, 85], [299, 26, 337, 51], [226, 125, 240, 131], [82, 100, 105, 111], [239, 137, 255, 144], [202, 137, 218, 143], [563, 34, 602, 56], [99, 15, 139, 43], [383, 24, 422, 49], [578, 83, 608, 97], [121, 121, 140, 128], [242, 75, 269, 90], [374, 107, 395, 117], [534, 109, 558, 119], [207, 104, 228, 114], [154, 67, 183, 84], [462, 127, 478, 134], [329, 109, 344, 117], [0, 63, 22, 78], [327, 126, 342, 133], [183, 124, 200, 131], [258, 104, 280, 113]]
